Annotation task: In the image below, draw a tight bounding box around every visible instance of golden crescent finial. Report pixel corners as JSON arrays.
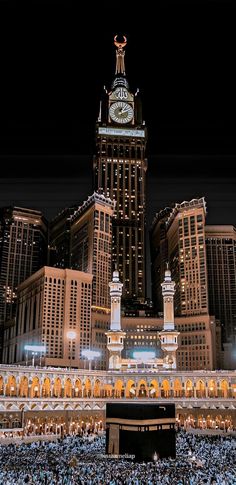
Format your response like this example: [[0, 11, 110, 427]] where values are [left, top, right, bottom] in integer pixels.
[[114, 35, 127, 49]]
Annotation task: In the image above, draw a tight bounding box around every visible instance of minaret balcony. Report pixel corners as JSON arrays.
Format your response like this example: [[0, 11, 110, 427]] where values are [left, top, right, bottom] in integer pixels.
[[107, 343, 124, 352], [162, 344, 179, 352], [163, 323, 175, 331], [162, 289, 175, 296], [110, 290, 122, 298]]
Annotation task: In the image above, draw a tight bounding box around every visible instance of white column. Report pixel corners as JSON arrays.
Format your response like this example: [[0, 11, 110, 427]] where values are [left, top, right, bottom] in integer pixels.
[[109, 269, 123, 331]]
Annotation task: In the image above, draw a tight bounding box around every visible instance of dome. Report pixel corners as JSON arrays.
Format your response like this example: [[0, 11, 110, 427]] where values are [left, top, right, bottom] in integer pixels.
[[164, 268, 172, 281], [111, 76, 129, 90], [112, 269, 120, 282]]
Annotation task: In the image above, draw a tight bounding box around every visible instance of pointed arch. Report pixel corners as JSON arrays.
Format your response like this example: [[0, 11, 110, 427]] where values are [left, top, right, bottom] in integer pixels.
[[31, 376, 40, 398], [126, 379, 136, 398], [149, 379, 159, 398], [185, 379, 193, 398], [197, 414, 204, 428], [0, 417, 10, 429], [74, 379, 82, 397], [19, 376, 28, 397], [220, 380, 229, 398], [161, 379, 171, 398], [93, 379, 101, 398], [54, 377, 62, 397], [65, 378, 72, 398], [206, 414, 213, 428], [196, 380, 206, 398], [137, 379, 148, 398], [215, 414, 223, 429], [42, 377, 51, 397], [186, 414, 196, 428], [6, 375, 17, 396], [224, 415, 233, 430], [173, 379, 182, 397], [208, 379, 217, 398], [114, 379, 125, 398], [84, 378, 92, 398], [12, 417, 21, 429]]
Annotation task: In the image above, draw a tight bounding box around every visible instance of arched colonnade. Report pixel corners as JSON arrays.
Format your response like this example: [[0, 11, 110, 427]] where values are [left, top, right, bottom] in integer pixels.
[[0, 374, 235, 399]]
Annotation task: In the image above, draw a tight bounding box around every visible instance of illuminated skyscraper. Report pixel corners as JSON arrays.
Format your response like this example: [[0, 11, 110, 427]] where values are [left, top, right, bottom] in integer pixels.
[[150, 207, 171, 313], [49, 207, 77, 269], [2, 267, 92, 367], [205, 225, 236, 347], [94, 36, 147, 306], [71, 193, 115, 369], [0, 207, 48, 359], [71, 192, 115, 310], [151, 198, 209, 316]]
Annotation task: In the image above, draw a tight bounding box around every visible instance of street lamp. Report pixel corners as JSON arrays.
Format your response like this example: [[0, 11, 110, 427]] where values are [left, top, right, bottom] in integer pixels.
[[24, 345, 46, 367], [31, 352, 37, 367], [81, 349, 101, 370], [67, 330, 76, 368]]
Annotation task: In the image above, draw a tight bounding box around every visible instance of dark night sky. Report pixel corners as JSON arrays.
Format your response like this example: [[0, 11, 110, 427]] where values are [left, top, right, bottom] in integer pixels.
[[0, 0, 236, 228]]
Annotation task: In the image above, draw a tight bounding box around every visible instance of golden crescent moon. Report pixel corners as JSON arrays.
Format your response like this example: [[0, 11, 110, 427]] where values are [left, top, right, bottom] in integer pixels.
[[114, 35, 127, 49]]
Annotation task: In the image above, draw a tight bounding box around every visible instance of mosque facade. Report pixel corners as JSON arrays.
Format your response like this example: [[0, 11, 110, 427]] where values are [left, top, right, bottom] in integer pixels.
[[0, 269, 235, 435]]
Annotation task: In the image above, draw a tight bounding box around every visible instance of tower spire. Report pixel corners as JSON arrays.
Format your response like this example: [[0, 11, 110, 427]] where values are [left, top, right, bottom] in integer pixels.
[[98, 100, 102, 122], [114, 35, 127, 75]]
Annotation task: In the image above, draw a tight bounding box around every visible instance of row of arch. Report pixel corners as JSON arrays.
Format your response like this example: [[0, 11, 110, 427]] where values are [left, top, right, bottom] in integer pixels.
[[0, 412, 104, 435], [1, 375, 235, 399], [178, 414, 233, 430], [0, 414, 234, 433]]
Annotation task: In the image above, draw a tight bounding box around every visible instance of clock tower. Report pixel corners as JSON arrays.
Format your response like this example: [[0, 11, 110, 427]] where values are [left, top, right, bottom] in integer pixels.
[[94, 35, 147, 307]]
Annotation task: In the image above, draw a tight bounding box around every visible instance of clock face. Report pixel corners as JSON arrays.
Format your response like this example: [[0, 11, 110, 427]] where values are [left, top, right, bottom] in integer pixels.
[[109, 101, 134, 124]]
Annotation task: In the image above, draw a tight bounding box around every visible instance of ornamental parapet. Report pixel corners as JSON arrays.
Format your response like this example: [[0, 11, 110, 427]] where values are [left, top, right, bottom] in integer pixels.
[[0, 397, 235, 414]]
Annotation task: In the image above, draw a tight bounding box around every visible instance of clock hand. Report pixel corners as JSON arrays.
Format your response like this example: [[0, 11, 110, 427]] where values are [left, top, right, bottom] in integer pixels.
[[119, 107, 128, 114]]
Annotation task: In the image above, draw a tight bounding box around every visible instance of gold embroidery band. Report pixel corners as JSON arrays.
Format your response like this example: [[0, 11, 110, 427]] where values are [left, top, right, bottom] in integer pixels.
[[106, 418, 176, 426]]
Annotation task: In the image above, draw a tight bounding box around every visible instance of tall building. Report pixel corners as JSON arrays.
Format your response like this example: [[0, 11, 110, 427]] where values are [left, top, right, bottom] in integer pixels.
[[150, 207, 171, 313], [48, 193, 114, 369], [151, 198, 208, 317], [2, 267, 93, 367], [49, 207, 76, 268], [71, 193, 115, 370], [205, 225, 236, 348], [94, 36, 147, 306], [71, 192, 115, 310], [0, 207, 48, 358], [49, 193, 115, 312]]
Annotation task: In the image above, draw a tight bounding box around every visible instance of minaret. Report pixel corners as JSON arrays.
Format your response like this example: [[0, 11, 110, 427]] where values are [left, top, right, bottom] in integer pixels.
[[159, 265, 180, 370], [106, 268, 126, 370]]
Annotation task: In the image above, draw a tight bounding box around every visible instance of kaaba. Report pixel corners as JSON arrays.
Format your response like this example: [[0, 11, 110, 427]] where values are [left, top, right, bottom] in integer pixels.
[[106, 403, 176, 462]]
